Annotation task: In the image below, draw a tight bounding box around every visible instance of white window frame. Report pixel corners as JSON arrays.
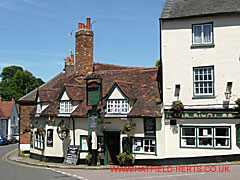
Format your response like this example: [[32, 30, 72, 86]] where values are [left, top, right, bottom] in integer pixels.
[[197, 127, 213, 148], [193, 23, 213, 44], [60, 101, 73, 114], [193, 67, 214, 96], [180, 126, 231, 149], [132, 138, 156, 154], [214, 127, 230, 148], [106, 99, 129, 114], [181, 127, 196, 147], [34, 133, 44, 149]]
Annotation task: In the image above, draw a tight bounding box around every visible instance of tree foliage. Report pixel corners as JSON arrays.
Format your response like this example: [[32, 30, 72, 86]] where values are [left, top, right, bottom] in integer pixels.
[[155, 59, 162, 67], [0, 66, 44, 102]]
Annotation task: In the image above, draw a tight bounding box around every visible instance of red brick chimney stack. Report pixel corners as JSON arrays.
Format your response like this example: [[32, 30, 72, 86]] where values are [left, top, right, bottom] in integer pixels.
[[75, 18, 94, 76]]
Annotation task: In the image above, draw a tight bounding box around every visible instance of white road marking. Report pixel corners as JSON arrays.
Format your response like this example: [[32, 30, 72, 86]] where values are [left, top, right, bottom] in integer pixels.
[[115, 172, 206, 180], [49, 168, 88, 180]]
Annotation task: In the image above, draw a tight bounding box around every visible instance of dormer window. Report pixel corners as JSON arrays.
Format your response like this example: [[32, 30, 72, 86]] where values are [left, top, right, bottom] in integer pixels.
[[36, 103, 42, 113], [107, 99, 129, 114], [60, 101, 73, 113]]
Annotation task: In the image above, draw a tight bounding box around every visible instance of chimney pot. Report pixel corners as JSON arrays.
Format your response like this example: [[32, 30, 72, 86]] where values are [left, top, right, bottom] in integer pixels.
[[87, 18, 91, 29], [71, 54, 74, 63], [66, 57, 70, 63], [0, 96, 2, 102]]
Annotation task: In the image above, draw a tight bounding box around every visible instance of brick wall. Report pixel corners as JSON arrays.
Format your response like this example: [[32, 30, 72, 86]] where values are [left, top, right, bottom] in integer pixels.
[[19, 103, 35, 145], [75, 18, 94, 76]]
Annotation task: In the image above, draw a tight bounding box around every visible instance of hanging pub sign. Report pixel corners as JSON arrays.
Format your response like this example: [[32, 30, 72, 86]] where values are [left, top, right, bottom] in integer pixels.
[[88, 112, 98, 130], [87, 81, 101, 105], [144, 118, 156, 136]]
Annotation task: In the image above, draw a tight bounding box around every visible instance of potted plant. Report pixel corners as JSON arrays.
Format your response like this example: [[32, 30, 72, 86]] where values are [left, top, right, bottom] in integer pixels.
[[86, 153, 92, 166], [122, 123, 136, 135], [97, 153, 102, 166], [117, 152, 135, 166]]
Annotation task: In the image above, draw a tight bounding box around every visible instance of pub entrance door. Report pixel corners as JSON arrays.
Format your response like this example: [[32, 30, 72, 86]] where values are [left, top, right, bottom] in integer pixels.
[[105, 131, 120, 164]]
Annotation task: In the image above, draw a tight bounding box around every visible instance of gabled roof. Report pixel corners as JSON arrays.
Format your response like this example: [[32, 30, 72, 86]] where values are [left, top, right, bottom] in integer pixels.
[[34, 63, 161, 118], [161, 0, 240, 20], [0, 101, 15, 118]]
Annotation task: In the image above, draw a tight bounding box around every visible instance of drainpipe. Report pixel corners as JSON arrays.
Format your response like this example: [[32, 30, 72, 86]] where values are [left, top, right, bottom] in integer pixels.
[[159, 18, 163, 103], [72, 117, 75, 146]]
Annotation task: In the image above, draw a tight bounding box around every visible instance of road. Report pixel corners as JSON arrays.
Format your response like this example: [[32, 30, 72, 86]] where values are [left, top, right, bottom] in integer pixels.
[[1, 144, 240, 180], [0, 144, 75, 180]]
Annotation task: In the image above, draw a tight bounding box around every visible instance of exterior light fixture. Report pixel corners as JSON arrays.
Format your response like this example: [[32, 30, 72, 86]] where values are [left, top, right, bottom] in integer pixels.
[[225, 82, 232, 100]]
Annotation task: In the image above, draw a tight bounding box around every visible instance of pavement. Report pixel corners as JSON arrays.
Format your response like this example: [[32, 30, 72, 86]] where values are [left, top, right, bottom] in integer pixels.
[[6, 148, 240, 170], [7, 148, 111, 170]]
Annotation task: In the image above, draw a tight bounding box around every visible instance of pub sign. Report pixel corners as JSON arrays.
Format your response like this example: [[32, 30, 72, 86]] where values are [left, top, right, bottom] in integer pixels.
[[87, 81, 100, 105]]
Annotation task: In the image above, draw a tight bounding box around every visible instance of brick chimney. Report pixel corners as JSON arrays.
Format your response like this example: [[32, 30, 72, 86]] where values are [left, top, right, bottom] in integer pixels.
[[64, 54, 74, 76], [75, 18, 94, 76]]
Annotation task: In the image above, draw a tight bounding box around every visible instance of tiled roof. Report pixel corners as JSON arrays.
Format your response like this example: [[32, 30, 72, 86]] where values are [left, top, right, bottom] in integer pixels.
[[39, 65, 161, 117], [38, 88, 61, 102], [161, 0, 240, 20], [0, 101, 15, 118]]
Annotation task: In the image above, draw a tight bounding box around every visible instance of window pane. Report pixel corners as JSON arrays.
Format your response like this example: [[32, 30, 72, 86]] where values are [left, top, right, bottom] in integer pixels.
[[199, 138, 212, 146], [203, 25, 211, 43], [199, 128, 212, 136], [215, 128, 229, 136], [194, 26, 202, 43], [215, 138, 229, 147], [182, 138, 196, 146], [182, 128, 195, 136]]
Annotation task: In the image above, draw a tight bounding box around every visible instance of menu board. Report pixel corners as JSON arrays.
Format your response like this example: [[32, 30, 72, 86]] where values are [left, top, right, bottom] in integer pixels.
[[144, 118, 156, 136], [88, 113, 98, 130], [64, 146, 80, 165]]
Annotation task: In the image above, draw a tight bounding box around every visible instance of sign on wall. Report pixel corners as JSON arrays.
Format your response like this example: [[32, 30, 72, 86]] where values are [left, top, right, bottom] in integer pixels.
[[88, 112, 98, 130], [144, 118, 156, 136], [165, 112, 238, 119]]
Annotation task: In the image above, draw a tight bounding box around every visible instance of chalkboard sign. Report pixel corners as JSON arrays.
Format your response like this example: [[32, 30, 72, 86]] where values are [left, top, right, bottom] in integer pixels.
[[144, 118, 156, 136], [64, 146, 80, 165], [88, 113, 98, 130]]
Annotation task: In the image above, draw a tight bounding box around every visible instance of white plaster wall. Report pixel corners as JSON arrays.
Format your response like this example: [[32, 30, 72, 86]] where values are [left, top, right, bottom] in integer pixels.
[[108, 87, 125, 99], [162, 15, 240, 108], [164, 118, 240, 158], [61, 91, 70, 101], [31, 117, 163, 160]]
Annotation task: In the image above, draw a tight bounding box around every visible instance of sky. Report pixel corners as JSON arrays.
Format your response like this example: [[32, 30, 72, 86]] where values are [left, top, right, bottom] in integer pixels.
[[0, 0, 166, 82]]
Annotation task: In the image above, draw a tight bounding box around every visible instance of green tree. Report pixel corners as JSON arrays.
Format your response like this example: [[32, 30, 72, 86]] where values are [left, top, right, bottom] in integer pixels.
[[0, 66, 44, 102], [155, 59, 162, 67]]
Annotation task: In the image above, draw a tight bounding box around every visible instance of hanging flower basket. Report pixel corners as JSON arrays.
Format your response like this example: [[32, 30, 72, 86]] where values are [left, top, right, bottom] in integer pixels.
[[36, 127, 45, 135], [22, 126, 31, 134], [58, 125, 70, 139], [122, 123, 136, 135], [171, 100, 184, 112]]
